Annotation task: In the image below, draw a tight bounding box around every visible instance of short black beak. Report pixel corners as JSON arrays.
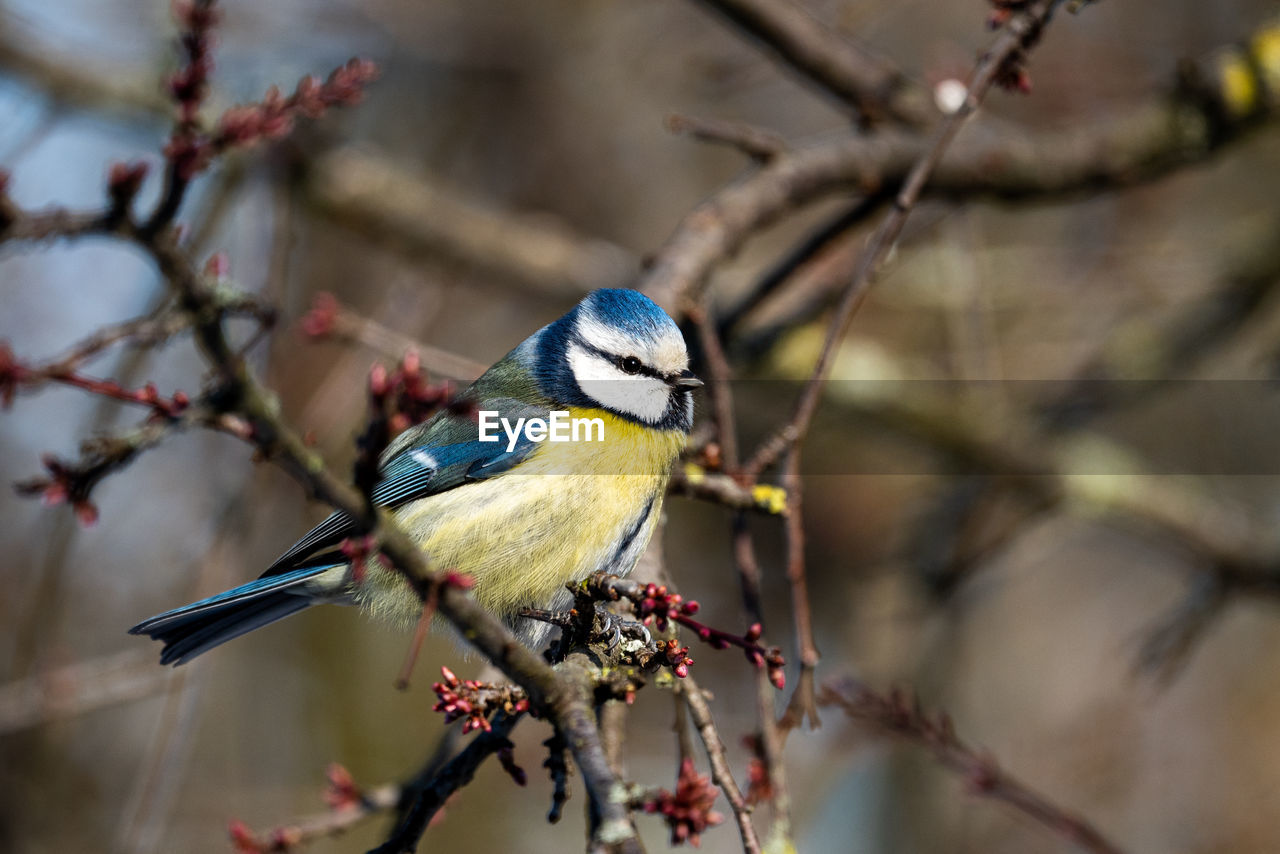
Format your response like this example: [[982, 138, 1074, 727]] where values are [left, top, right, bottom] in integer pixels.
[[672, 370, 704, 389]]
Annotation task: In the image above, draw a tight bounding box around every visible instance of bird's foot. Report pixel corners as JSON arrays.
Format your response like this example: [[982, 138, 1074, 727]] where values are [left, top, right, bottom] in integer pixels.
[[593, 604, 651, 651]]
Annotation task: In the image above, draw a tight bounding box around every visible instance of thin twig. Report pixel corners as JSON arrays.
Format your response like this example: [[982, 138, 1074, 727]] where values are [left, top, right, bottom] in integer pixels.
[[822, 681, 1127, 854], [689, 299, 741, 471], [689, 0, 934, 126], [666, 113, 789, 162], [369, 713, 523, 854], [301, 292, 487, 381], [678, 677, 762, 854], [776, 448, 820, 731]]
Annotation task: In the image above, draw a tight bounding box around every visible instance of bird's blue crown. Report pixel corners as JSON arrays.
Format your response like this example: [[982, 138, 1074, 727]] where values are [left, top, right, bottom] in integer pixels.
[[574, 288, 680, 344]]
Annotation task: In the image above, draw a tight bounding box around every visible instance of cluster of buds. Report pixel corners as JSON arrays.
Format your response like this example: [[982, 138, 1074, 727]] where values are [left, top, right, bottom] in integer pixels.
[[322, 763, 363, 811], [431, 666, 530, 735], [169, 0, 218, 120], [745, 757, 773, 806], [1, 342, 191, 420], [227, 819, 299, 854], [214, 60, 379, 150], [131, 382, 191, 419], [628, 581, 698, 633], [107, 161, 150, 216], [163, 1, 376, 181], [657, 637, 694, 679], [741, 735, 775, 805], [542, 732, 571, 823], [17, 423, 199, 528], [985, 1, 1045, 93], [640, 758, 724, 847], [19, 454, 101, 527], [9, 339, 195, 524], [367, 349, 458, 437], [299, 291, 341, 338], [164, 0, 220, 180], [351, 349, 458, 498], [226, 764, 372, 852]]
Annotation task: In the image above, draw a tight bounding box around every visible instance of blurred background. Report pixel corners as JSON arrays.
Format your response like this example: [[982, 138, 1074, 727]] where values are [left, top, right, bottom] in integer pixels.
[[3, 1, 1280, 852]]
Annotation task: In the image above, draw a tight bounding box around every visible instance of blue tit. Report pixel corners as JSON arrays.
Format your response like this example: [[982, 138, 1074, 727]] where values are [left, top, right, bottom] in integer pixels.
[[130, 288, 702, 665]]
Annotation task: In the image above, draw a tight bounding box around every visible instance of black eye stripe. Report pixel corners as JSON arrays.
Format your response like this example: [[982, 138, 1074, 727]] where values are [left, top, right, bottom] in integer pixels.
[[578, 342, 667, 381]]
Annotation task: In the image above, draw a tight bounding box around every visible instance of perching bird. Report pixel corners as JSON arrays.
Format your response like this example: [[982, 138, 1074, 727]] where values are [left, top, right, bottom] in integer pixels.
[[130, 288, 701, 665]]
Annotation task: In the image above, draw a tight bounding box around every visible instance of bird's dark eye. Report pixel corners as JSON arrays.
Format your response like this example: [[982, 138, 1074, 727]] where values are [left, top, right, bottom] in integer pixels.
[[620, 356, 643, 375]]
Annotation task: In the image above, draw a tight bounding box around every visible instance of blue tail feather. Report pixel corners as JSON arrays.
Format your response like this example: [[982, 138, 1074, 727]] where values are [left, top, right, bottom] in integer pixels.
[[129, 565, 337, 666]]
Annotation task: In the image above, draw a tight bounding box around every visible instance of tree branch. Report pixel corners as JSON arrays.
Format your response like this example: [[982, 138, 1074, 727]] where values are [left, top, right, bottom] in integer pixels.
[[640, 13, 1280, 312], [821, 680, 1127, 854], [688, 0, 935, 126]]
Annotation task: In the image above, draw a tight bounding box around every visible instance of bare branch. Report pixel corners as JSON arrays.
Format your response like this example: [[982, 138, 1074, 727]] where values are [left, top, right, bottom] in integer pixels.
[[0, 19, 166, 117], [369, 714, 524, 854], [678, 677, 761, 854], [667, 466, 787, 515], [640, 13, 1280, 312], [822, 680, 1127, 854], [666, 113, 789, 162], [0, 650, 174, 734], [688, 0, 935, 126], [299, 292, 487, 381], [303, 146, 637, 298]]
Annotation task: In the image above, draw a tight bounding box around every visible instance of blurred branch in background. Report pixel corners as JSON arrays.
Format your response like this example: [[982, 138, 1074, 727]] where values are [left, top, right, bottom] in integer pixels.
[[0, 649, 173, 734], [640, 13, 1280, 316], [689, 0, 937, 127], [299, 291, 486, 381], [820, 680, 1126, 854], [848, 375, 1280, 675], [302, 148, 636, 298], [0, 14, 166, 118]]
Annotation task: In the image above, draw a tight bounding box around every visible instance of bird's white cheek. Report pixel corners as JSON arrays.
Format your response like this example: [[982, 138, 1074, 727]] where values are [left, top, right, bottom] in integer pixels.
[[568, 346, 671, 424]]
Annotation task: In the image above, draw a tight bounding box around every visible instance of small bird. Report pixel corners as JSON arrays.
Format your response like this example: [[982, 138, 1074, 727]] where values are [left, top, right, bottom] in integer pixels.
[[131, 289, 701, 665]]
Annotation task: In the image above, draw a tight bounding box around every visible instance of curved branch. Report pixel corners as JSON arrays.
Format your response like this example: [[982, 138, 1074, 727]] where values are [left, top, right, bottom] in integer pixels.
[[639, 18, 1280, 310], [689, 0, 935, 126]]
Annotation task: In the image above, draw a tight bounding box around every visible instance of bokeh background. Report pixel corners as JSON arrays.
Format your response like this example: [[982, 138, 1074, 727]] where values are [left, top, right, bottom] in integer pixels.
[[3, 1, 1280, 852]]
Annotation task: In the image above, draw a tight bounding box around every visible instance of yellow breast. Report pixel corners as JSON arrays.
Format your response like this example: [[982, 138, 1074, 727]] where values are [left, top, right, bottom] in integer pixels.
[[361, 409, 686, 625]]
